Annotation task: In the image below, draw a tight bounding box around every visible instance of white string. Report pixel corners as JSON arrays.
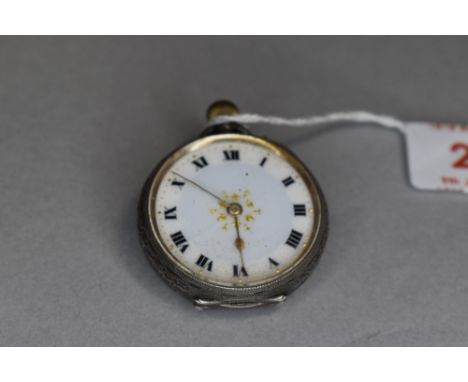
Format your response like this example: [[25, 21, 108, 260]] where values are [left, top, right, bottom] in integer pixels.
[[208, 110, 407, 132]]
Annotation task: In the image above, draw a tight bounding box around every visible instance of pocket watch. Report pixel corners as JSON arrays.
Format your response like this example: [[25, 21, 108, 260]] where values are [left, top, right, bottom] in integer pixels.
[[138, 100, 328, 309]]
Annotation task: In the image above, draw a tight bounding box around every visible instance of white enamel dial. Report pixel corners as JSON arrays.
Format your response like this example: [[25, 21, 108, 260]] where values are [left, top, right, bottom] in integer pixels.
[[151, 135, 317, 287]]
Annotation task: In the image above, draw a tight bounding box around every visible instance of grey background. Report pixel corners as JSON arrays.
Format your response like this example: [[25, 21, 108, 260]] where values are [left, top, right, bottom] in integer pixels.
[[1, 37, 467, 346]]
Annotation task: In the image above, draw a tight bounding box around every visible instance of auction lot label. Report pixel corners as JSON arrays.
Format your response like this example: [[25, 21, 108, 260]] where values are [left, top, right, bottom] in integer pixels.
[[405, 122, 468, 194]]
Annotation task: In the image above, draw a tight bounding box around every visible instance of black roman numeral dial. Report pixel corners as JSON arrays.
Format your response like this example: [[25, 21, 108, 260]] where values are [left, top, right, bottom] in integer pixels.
[[233, 265, 248, 277], [293, 204, 306, 216], [170, 231, 189, 253], [268, 258, 279, 268], [282, 176, 295, 187], [192, 156, 209, 169], [171, 179, 185, 189], [196, 254, 213, 271], [223, 150, 239, 160], [285, 229, 303, 249], [164, 206, 177, 220]]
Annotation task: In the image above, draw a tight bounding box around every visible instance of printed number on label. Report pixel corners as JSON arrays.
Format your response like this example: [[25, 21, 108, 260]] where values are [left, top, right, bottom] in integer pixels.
[[451, 142, 468, 169]]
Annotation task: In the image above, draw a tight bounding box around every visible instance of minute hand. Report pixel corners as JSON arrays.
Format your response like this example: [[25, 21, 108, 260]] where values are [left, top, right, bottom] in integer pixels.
[[171, 171, 226, 204]]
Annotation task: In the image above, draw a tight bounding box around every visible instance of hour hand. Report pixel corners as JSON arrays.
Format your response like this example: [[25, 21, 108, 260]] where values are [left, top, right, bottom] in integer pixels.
[[230, 207, 246, 270]]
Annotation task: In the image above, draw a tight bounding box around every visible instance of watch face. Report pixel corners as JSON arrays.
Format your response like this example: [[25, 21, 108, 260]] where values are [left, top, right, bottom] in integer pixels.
[[146, 133, 323, 288]]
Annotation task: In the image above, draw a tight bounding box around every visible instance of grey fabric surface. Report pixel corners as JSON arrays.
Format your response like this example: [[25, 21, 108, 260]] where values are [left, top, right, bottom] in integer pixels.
[[1, 36, 467, 346]]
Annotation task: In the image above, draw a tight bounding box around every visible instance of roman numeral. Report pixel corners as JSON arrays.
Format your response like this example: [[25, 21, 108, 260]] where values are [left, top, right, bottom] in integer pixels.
[[170, 231, 189, 253], [259, 157, 268, 167], [195, 254, 213, 271], [223, 150, 239, 160], [233, 265, 248, 277], [285, 229, 303, 249], [192, 156, 209, 169], [293, 204, 306, 216], [282, 176, 295, 187], [268, 258, 279, 268], [164, 206, 177, 220], [171, 179, 185, 189]]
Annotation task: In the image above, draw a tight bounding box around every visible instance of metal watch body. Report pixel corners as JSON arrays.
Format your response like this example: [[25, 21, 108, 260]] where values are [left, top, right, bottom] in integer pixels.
[[138, 114, 328, 309]]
